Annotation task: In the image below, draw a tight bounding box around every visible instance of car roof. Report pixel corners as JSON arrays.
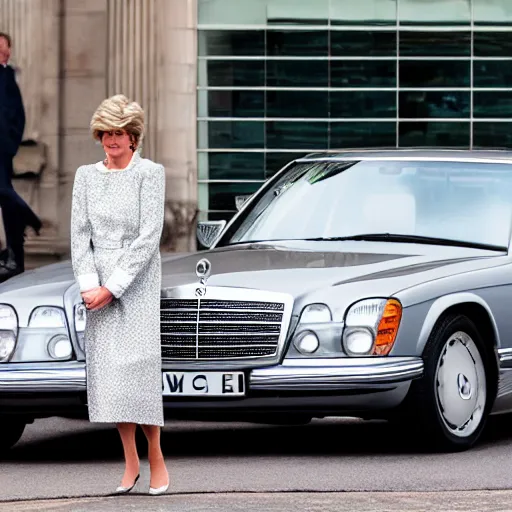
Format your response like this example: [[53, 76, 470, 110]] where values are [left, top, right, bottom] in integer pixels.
[[298, 147, 512, 163]]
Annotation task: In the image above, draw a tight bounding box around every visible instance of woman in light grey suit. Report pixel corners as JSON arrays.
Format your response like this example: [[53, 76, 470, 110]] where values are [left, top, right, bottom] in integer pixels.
[[70, 94, 169, 495]]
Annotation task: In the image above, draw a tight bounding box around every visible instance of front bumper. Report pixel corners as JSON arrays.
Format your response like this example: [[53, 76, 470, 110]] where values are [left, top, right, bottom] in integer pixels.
[[250, 357, 423, 390], [0, 357, 423, 418]]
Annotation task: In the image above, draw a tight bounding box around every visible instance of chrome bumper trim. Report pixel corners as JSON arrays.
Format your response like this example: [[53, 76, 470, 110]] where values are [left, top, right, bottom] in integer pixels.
[[0, 362, 86, 391], [250, 357, 424, 390]]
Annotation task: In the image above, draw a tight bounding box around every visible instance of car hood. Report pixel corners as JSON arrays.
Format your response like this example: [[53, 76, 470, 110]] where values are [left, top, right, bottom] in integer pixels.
[[160, 240, 501, 299], [0, 240, 500, 301]]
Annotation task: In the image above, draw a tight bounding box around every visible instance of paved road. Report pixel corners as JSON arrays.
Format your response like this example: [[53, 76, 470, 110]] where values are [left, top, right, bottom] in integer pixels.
[[3, 416, 512, 510]]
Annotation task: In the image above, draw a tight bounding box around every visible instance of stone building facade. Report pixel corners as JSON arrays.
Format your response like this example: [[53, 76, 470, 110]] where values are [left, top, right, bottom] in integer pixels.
[[0, 0, 198, 268]]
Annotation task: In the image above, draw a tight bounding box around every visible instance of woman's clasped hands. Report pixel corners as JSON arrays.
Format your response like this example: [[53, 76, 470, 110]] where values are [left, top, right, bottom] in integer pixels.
[[81, 286, 114, 311]]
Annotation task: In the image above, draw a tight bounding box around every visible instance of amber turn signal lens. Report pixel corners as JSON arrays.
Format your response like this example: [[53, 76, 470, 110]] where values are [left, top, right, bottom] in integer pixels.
[[372, 299, 402, 356]]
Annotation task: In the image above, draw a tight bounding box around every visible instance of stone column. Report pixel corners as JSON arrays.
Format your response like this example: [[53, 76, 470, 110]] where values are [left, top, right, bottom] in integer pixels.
[[156, 0, 198, 253], [58, 0, 108, 248]]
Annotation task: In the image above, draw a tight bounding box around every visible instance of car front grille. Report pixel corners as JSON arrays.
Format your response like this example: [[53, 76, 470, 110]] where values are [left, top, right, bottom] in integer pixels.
[[160, 297, 286, 360]]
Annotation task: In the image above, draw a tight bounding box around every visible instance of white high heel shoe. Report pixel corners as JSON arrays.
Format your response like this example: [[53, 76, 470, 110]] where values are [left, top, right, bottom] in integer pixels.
[[115, 473, 140, 494], [149, 482, 169, 495]]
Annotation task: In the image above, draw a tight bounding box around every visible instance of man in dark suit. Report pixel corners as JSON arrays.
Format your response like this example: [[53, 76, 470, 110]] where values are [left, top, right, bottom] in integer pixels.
[[0, 32, 41, 278]]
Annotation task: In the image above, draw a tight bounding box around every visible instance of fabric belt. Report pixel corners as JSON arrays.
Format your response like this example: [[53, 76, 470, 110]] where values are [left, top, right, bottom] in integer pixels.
[[91, 237, 134, 250]]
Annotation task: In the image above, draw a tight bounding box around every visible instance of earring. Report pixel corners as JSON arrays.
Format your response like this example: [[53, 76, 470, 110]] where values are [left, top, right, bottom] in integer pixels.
[[129, 144, 135, 151]]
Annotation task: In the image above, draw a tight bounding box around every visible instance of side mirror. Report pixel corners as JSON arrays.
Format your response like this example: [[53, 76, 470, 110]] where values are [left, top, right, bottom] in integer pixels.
[[235, 194, 252, 211], [197, 220, 226, 249]]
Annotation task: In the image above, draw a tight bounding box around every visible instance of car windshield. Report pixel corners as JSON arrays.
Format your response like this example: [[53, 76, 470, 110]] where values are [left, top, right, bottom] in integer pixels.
[[222, 159, 512, 249]]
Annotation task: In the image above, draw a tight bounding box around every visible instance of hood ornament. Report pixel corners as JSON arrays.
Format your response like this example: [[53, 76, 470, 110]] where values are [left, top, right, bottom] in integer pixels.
[[195, 258, 211, 297]]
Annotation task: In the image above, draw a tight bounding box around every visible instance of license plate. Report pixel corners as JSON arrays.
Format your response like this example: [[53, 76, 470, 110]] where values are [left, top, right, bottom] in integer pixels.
[[162, 371, 245, 397]]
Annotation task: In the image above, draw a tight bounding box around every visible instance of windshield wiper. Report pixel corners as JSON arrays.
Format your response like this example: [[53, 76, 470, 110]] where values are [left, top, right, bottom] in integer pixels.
[[301, 233, 508, 252]]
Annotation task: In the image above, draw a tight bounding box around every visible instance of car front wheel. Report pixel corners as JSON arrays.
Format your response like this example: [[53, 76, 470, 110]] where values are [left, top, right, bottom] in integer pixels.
[[0, 420, 26, 454], [401, 314, 494, 452]]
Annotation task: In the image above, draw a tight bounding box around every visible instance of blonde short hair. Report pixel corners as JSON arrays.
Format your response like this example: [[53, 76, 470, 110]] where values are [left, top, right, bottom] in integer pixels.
[[90, 94, 145, 147]]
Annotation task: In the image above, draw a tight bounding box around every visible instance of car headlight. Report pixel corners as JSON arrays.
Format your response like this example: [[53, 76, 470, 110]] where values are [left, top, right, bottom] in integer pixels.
[[74, 303, 87, 351], [292, 304, 332, 355], [28, 306, 66, 328], [0, 304, 18, 363], [342, 298, 402, 356], [299, 304, 332, 323]]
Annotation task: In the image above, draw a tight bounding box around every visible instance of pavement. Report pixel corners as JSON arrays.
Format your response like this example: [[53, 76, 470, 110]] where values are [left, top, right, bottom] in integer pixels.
[[4, 416, 512, 510], [3, 492, 512, 512]]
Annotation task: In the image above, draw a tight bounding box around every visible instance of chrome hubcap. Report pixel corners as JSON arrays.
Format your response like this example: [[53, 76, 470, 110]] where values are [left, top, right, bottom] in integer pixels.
[[435, 331, 486, 438]]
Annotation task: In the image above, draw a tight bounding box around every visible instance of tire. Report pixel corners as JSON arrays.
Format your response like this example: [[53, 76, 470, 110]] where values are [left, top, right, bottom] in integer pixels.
[[400, 313, 494, 452], [0, 420, 26, 454]]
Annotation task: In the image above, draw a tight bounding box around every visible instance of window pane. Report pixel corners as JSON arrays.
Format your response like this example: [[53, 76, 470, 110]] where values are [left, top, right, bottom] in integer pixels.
[[209, 182, 264, 211], [206, 90, 264, 118], [399, 91, 470, 118], [330, 0, 396, 26], [267, 91, 328, 118], [266, 152, 309, 178], [399, 31, 470, 56], [267, 60, 328, 87], [474, 0, 512, 26], [206, 121, 264, 149], [204, 152, 265, 180], [474, 91, 512, 118], [399, 122, 470, 146], [330, 122, 396, 148], [203, 60, 265, 87], [267, 30, 328, 56], [474, 32, 512, 57], [199, 30, 264, 56], [399, 60, 469, 87], [399, 0, 470, 25], [330, 91, 396, 118], [198, 0, 329, 25], [331, 61, 396, 87], [473, 122, 512, 148], [266, 121, 328, 149], [331, 31, 396, 56], [474, 61, 512, 88]]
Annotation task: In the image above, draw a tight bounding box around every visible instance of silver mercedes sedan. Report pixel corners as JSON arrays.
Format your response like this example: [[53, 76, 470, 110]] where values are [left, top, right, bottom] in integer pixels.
[[1, 149, 512, 453]]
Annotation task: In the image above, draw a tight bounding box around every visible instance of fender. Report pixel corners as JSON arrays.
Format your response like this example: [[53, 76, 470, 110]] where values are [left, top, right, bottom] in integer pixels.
[[416, 292, 501, 355]]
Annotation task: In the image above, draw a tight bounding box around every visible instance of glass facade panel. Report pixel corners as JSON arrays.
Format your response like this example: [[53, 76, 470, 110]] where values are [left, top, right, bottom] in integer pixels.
[[474, 92, 512, 118], [474, 32, 512, 57], [399, 91, 470, 118], [198, 0, 330, 26], [399, 0, 471, 25], [267, 60, 329, 87], [267, 30, 329, 56], [207, 90, 265, 117], [330, 91, 396, 118], [330, 31, 396, 56], [198, 0, 512, 220], [330, 122, 396, 148], [399, 60, 470, 87], [399, 122, 470, 147], [266, 90, 329, 118], [473, 0, 512, 26], [203, 60, 265, 87], [266, 122, 329, 149], [330, 0, 397, 26], [474, 61, 512, 87], [205, 121, 265, 149], [473, 123, 512, 147], [331, 61, 396, 87], [198, 30, 265, 56], [204, 152, 266, 180], [399, 31, 471, 56]]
